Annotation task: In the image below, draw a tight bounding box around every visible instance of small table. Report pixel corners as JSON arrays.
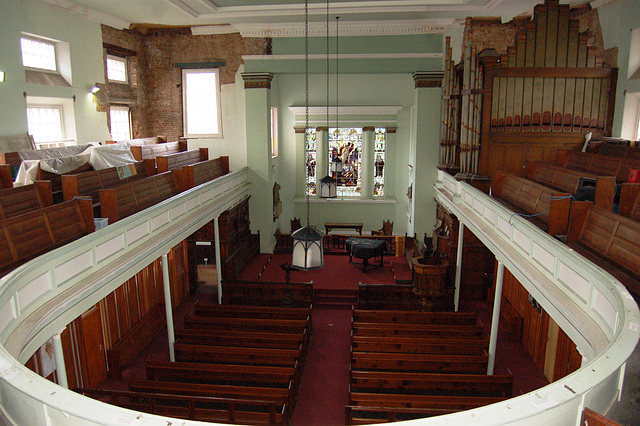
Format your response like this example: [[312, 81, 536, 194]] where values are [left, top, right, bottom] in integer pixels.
[[325, 222, 363, 235], [345, 237, 385, 272]]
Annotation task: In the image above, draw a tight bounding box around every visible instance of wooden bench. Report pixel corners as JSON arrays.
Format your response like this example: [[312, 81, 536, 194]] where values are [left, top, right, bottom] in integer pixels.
[[596, 143, 640, 160], [0, 197, 93, 276], [106, 304, 166, 378], [76, 388, 287, 425], [351, 352, 488, 374], [173, 343, 300, 367], [155, 148, 208, 173], [352, 322, 484, 338], [62, 161, 153, 212], [0, 181, 52, 219], [183, 315, 309, 335], [350, 370, 513, 397], [98, 171, 180, 224], [129, 140, 185, 161], [175, 328, 307, 351], [568, 202, 640, 297], [525, 161, 616, 210], [619, 183, 640, 222], [176, 156, 230, 191], [492, 171, 571, 235], [351, 336, 489, 355], [348, 392, 505, 410], [357, 283, 421, 310], [146, 359, 296, 389], [558, 149, 640, 184], [193, 303, 311, 320], [346, 405, 458, 425], [0, 165, 13, 189], [352, 309, 477, 325], [221, 280, 314, 307]]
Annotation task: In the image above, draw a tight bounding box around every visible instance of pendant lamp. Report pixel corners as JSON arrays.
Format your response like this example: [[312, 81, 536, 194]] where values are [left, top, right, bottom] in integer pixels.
[[291, 0, 324, 270]]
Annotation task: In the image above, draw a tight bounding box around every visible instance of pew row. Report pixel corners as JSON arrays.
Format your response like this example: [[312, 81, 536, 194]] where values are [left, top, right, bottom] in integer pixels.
[[193, 303, 311, 320], [525, 161, 615, 210], [491, 171, 571, 235], [558, 149, 640, 184], [352, 322, 484, 338], [183, 315, 309, 335], [357, 283, 421, 310], [0, 181, 52, 219], [350, 370, 513, 397], [176, 156, 230, 191], [175, 328, 307, 352], [351, 336, 489, 355], [619, 183, 640, 222], [76, 388, 287, 425], [106, 304, 166, 379], [348, 393, 505, 410], [352, 309, 477, 325], [568, 202, 640, 297], [351, 352, 489, 374], [155, 147, 208, 173], [129, 140, 185, 161], [221, 280, 314, 307], [0, 197, 93, 276], [346, 405, 458, 425], [98, 171, 180, 224]]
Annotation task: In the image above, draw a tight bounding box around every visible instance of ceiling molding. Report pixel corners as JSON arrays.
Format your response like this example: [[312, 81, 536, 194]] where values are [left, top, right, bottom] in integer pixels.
[[39, 0, 131, 29], [192, 18, 457, 37], [165, 0, 200, 18]]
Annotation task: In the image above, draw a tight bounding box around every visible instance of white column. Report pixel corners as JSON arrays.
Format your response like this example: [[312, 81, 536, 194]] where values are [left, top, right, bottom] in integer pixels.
[[161, 253, 175, 362], [487, 261, 505, 375], [316, 127, 328, 191], [453, 222, 465, 312], [214, 216, 223, 304], [361, 126, 375, 198], [51, 330, 67, 389]]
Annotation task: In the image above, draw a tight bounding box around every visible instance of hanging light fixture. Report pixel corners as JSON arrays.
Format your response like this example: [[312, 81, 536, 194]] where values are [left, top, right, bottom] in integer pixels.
[[291, 0, 325, 270]]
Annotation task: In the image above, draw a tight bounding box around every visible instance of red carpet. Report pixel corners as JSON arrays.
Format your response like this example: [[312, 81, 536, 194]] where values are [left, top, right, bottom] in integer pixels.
[[238, 253, 406, 290]]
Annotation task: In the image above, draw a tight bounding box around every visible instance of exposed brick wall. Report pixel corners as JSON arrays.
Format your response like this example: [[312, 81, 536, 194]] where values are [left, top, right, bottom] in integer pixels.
[[100, 26, 266, 142]]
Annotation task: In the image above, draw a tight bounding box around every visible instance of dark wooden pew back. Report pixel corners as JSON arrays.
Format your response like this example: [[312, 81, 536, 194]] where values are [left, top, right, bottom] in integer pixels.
[[156, 148, 208, 173], [352, 309, 476, 325], [0, 181, 52, 219], [350, 352, 488, 374], [178, 156, 230, 191]]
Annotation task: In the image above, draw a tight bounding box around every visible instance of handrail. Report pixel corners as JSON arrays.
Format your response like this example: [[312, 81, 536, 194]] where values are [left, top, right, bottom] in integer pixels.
[[0, 166, 637, 425]]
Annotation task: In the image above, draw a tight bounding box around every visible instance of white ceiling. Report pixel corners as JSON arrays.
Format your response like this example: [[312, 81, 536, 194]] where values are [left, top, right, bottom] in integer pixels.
[[40, 0, 596, 35]]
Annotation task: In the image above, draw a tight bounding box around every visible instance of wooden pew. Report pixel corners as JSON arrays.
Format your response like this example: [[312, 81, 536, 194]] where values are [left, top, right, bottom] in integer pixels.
[[0, 197, 93, 276], [0, 181, 52, 219], [155, 147, 208, 173], [357, 283, 421, 310], [193, 303, 311, 320], [76, 388, 287, 425], [351, 352, 488, 374], [106, 304, 166, 379], [221, 280, 314, 307], [0, 165, 13, 189], [98, 171, 180, 224], [62, 161, 153, 211], [174, 343, 301, 367], [491, 171, 571, 235], [567, 202, 640, 297], [146, 359, 296, 389], [129, 140, 185, 161], [351, 336, 488, 355], [352, 322, 484, 338], [349, 370, 513, 397], [183, 315, 309, 335], [175, 328, 307, 351], [558, 149, 640, 184], [525, 161, 616, 210], [619, 183, 640, 222], [177, 156, 230, 191], [346, 405, 458, 425], [352, 309, 477, 325], [349, 392, 505, 410]]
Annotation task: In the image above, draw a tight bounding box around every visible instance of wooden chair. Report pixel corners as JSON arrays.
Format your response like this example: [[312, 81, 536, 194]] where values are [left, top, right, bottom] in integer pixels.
[[290, 217, 301, 232], [372, 220, 393, 236]]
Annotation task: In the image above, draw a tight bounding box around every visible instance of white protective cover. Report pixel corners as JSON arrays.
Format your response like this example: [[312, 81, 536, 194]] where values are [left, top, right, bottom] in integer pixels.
[[89, 144, 137, 170]]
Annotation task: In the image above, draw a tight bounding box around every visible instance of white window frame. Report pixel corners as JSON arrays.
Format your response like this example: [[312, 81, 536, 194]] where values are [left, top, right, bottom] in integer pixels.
[[109, 106, 132, 141], [20, 33, 72, 84], [182, 68, 223, 138], [20, 36, 57, 72], [106, 55, 128, 83], [271, 107, 278, 157], [26, 96, 77, 148]]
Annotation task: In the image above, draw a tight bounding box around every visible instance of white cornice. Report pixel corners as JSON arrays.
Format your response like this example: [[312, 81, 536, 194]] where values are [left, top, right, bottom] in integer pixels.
[[39, 0, 131, 29], [192, 18, 455, 37]]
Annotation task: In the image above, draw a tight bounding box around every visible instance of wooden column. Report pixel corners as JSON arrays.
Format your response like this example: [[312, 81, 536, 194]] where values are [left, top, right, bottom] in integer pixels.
[[361, 126, 375, 198]]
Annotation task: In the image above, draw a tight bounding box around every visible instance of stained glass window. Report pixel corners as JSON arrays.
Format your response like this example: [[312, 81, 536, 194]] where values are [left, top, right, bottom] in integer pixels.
[[306, 128, 317, 195], [374, 128, 386, 197]]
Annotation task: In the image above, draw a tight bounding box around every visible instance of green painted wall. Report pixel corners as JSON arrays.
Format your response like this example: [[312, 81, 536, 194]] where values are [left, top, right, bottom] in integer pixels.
[[0, 0, 109, 143]]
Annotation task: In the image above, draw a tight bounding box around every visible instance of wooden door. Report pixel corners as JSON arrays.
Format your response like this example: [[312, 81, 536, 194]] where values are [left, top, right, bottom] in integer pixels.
[[78, 305, 107, 388]]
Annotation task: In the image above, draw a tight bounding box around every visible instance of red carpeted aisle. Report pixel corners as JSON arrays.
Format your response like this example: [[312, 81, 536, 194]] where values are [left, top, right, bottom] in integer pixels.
[[291, 306, 353, 426]]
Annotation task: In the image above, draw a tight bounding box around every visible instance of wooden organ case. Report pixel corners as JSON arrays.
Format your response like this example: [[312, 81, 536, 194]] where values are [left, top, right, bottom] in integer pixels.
[[440, 0, 618, 178]]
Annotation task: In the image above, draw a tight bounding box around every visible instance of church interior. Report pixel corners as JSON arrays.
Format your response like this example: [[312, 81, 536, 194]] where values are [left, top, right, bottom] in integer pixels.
[[1, 0, 640, 425]]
